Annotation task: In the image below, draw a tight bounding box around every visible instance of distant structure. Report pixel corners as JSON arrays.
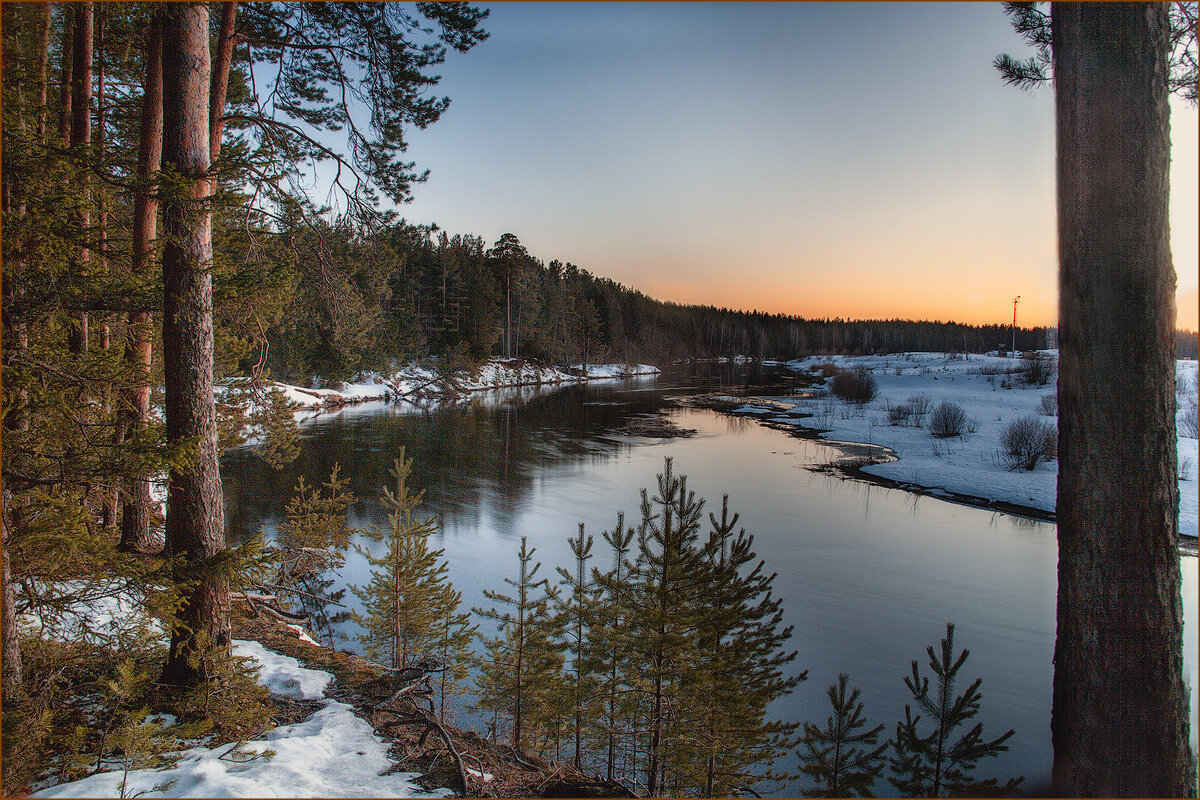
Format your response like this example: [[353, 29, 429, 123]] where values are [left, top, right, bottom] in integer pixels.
[[1011, 296, 1020, 355]]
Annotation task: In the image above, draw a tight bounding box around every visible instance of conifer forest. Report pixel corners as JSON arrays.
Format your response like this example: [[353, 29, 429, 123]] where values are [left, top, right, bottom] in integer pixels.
[[2, 2, 1197, 798]]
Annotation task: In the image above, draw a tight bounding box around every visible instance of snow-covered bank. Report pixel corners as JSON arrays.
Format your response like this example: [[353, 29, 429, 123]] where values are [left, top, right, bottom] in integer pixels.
[[32, 642, 442, 799], [256, 359, 660, 415], [737, 352, 1198, 538]]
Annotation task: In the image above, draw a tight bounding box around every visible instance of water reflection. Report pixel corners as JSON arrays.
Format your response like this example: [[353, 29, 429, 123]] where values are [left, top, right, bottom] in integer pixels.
[[220, 364, 1196, 797]]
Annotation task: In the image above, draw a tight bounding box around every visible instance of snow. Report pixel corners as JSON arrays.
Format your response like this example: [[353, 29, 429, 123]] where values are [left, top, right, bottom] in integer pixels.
[[18, 581, 167, 644], [757, 352, 1198, 537], [231, 640, 329, 700], [32, 643, 442, 799], [569, 363, 661, 379], [238, 360, 660, 419]]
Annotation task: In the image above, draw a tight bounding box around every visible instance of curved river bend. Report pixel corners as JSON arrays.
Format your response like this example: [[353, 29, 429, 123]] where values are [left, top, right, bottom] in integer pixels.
[[223, 367, 1197, 797]]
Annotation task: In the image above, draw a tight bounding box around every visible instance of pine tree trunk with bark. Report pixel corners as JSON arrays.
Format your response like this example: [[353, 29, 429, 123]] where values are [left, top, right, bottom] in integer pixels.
[[67, 1, 92, 355], [118, 10, 163, 554], [158, 2, 229, 689], [1051, 3, 1190, 796]]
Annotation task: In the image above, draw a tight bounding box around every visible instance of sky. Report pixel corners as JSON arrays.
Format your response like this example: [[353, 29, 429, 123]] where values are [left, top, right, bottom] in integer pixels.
[[383, 2, 1198, 331]]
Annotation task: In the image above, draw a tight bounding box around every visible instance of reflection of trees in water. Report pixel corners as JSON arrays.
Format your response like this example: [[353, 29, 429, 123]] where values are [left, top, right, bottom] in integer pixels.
[[223, 363, 801, 543]]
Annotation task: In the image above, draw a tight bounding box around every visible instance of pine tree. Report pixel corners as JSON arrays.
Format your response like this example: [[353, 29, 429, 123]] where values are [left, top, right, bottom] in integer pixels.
[[272, 466, 355, 646], [431, 594, 477, 725], [798, 673, 887, 798], [888, 623, 1023, 797], [554, 524, 600, 771], [688, 494, 804, 796], [351, 452, 459, 670], [587, 511, 639, 785], [472, 536, 564, 755], [625, 457, 708, 796]]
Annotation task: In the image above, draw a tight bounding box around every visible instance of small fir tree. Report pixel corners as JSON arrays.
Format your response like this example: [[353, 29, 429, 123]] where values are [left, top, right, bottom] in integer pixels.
[[555, 524, 600, 771], [472, 536, 564, 755], [888, 623, 1024, 797], [352, 451, 460, 670], [272, 466, 355, 646], [586, 511, 639, 785], [625, 457, 708, 796], [689, 494, 804, 796], [431, 595, 477, 725], [798, 673, 888, 797]]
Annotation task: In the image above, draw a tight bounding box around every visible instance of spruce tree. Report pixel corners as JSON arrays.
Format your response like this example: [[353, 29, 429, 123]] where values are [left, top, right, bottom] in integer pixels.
[[798, 673, 887, 798], [888, 623, 1023, 797], [472, 536, 564, 755], [351, 452, 459, 670]]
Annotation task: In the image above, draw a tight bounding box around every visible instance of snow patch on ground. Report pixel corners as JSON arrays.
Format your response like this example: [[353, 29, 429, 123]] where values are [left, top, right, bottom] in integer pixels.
[[33, 643, 441, 799], [762, 352, 1198, 537]]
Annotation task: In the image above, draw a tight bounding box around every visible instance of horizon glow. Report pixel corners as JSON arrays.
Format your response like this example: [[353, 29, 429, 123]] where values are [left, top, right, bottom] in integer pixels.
[[385, 3, 1197, 332]]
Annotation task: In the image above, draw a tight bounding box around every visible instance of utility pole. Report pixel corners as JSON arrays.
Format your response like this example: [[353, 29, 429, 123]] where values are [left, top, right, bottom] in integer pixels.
[[1011, 295, 1020, 356]]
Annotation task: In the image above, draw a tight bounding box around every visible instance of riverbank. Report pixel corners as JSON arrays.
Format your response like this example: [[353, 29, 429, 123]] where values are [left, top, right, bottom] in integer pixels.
[[725, 352, 1197, 541], [259, 359, 661, 416], [26, 605, 617, 799]]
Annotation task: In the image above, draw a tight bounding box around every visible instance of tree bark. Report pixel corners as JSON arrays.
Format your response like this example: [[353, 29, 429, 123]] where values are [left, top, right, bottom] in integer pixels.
[[158, 2, 228, 688], [209, 1, 238, 166], [67, 1, 92, 356], [118, 10, 163, 554], [57, 3, 72, 146], [1051, 3, 1190, 796], [35, 2, 50, 142]]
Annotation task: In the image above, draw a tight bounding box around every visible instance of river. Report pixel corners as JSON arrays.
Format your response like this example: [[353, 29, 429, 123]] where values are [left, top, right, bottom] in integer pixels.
[[221, 364, 1197, 797]]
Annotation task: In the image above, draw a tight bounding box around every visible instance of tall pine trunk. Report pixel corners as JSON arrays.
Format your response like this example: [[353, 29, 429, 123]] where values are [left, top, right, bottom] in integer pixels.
[[158, 2, 228, 688], [67, 1, 92, 356], [119, 10, 163, 553], [1050, 3, 1190, 795]]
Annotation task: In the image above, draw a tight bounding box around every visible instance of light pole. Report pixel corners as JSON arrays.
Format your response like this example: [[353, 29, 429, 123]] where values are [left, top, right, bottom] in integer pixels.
[[1011, 295, 1020, 356]]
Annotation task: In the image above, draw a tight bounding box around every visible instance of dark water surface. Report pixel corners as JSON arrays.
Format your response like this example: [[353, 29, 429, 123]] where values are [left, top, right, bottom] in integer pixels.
[[222, 364, 1197, 796]]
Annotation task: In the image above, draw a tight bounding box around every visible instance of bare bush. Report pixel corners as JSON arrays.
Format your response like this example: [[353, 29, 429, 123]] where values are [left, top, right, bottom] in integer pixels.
[[1020, 353, 1056, 386], [1038, 393, 1058, 416], [887, 400, 912, 426], [1182, 403, 1199, 439], [831, 366, 878, 404], [1179, 374, 1199, 439], [1001, 416, 1057, 471], [929, 401, 968, 438], [907, 393, 932, 427], [1181, 456, 1194, 482]]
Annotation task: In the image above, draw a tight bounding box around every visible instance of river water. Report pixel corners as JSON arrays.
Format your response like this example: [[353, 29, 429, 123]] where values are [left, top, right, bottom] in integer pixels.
[[221, 365, 1197, 796]]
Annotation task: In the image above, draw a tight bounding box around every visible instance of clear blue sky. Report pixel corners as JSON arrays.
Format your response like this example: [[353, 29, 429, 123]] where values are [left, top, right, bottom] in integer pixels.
[[386, 2, 1198, 329]]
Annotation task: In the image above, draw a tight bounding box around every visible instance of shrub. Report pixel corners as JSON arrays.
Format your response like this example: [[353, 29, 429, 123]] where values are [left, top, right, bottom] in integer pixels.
[[831, 366, 878, 404], [928, 401, 968, 438], [907, 393, 932, 427], [1019, 353, 1055, 386], [1038, 393, 1057, 416], [887, 401, 912, 426], [1183, 404, 1199, 439], [1001, 416, 1057, 471]]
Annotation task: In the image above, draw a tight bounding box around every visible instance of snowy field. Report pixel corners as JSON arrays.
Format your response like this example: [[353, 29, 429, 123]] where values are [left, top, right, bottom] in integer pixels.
[[745, 352, 1198, 538], [32, 641, 444, 799]]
